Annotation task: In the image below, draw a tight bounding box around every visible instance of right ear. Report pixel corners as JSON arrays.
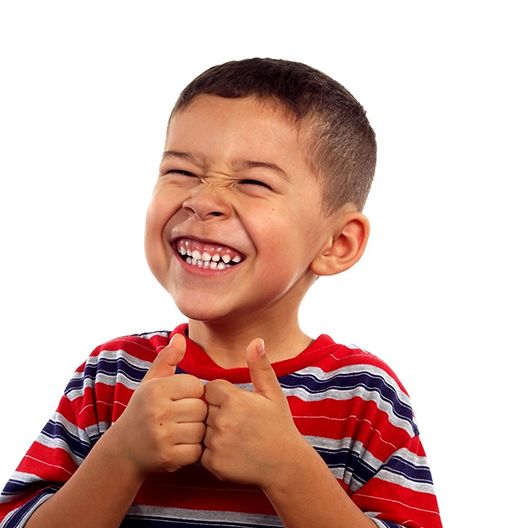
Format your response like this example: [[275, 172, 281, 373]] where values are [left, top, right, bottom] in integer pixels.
[[310, 210, 370, 277]]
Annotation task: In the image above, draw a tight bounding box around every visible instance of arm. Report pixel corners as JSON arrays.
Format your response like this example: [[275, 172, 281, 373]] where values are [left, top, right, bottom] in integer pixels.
[[25, 335, 206, 528], [202, 339, 375, 528], [25, 425, 145, 528], [262, 438, 376, 528]]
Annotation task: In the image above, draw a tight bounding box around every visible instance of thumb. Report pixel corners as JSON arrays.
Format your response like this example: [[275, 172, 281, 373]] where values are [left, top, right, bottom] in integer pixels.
[[143, 334, 186, 382], [246, 338, 283, 400]]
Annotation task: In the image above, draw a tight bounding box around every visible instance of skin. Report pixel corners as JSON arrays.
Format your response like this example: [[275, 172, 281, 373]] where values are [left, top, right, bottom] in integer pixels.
[[27, 95, 374, 528]]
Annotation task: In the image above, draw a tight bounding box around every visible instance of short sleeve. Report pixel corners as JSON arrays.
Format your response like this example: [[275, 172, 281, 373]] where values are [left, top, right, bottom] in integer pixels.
[[0, 331, 163, 527], [0, 366, 100, 527], [352, 435, 442, 527]]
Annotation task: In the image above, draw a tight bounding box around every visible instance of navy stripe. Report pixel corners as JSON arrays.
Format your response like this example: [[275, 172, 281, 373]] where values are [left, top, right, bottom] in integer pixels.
[[373, 521, 402, 528], [65, 356, 147, 393], [2, 487, 58, 527], [282, 370, 417, 433], [41, 418, 91, 458], [1, 479, 27, 496], [384, 455, 434, 485], [315, 446, 376, 486]]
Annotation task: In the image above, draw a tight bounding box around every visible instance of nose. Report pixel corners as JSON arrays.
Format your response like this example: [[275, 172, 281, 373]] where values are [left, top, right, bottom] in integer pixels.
[[182, 183, 231, 221]]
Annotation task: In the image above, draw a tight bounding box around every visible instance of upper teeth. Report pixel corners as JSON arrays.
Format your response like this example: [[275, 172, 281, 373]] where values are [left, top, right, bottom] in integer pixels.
[[178, 246, 241, 265]]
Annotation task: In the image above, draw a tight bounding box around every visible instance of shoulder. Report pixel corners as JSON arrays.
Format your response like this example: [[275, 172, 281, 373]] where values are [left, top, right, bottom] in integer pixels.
[[283, 336, 419, 437], [85, 329, 171, 370], [65, 330, 172, 395], [294, 335, 410, 396], [88, 330, 171, 362]]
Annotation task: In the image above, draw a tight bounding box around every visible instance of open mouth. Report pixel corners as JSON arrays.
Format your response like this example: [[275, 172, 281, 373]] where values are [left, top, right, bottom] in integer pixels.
[[172, 237, 245, 270]]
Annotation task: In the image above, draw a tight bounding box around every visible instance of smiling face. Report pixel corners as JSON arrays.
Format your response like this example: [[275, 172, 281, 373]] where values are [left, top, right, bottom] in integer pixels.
[[144, 95, 338, 328]]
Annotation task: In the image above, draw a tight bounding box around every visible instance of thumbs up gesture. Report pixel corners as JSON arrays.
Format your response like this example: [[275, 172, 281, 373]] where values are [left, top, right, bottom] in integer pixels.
[[201, 339, 306, 489], [110, 334, 208, 475]]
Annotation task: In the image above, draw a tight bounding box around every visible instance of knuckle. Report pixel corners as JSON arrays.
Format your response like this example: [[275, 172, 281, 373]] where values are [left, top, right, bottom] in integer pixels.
[[194, 398, 208, 420], [195, 422, 207, 440]]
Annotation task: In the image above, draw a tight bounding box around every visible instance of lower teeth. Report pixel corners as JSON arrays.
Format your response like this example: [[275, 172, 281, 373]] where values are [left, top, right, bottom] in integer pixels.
[[184, 256, 230, 269]]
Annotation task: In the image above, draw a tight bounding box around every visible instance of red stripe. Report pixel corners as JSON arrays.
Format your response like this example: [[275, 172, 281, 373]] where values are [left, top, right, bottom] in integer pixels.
[[17, 443, 77, 481], [353, 479, 442, 527], [135, 466, 276, 515]]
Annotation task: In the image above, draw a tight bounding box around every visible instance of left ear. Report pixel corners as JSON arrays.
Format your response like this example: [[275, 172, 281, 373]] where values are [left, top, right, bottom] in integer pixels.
[[310, 209, 370, 276]]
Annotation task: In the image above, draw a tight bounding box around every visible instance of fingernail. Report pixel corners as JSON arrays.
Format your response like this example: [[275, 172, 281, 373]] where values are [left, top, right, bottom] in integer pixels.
[[256, 339, 265, 356]]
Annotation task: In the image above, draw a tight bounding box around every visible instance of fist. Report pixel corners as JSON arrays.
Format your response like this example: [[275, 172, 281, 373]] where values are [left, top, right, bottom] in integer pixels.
[[201, 339, 304, 488], [110, 334, 208, 474]]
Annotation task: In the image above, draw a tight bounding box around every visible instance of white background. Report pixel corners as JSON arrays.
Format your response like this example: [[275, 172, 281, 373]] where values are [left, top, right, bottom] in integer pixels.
[[0, 2, 526, 526]]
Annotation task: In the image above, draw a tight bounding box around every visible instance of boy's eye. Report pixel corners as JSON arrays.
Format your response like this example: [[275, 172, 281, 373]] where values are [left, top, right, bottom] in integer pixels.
[[239, 179, 272, 190], [167, 169, 196, 177]]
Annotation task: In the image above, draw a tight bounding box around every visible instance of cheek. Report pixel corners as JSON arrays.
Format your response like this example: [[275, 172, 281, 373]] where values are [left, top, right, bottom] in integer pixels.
[[144, 198, 171, 279]]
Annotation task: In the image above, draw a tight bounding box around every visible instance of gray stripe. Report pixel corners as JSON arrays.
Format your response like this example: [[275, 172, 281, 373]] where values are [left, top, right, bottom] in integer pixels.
[[66, 349, 151, 399], [1, 489, 54, 526], [295, 363, 411, 409], [374, 445, 435, 494], [283, 384, 415, 437], [374, 468, 436, 495], [34, 412, 90, 465], [127, 505, 282, 526], [396, 447, 429, 468], [0, 472, 41, 501]]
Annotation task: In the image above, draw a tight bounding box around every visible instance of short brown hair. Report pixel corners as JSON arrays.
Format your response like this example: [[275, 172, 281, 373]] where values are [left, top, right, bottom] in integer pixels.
[[170, 58, 376, 213]]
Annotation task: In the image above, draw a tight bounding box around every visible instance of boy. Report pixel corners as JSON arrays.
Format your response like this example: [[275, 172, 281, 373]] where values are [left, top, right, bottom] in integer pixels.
[[0, 58, 442, 527]]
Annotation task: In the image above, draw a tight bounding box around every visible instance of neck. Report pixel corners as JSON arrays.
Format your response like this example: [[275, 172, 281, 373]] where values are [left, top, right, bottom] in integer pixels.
[[187, 313, 312, 369]]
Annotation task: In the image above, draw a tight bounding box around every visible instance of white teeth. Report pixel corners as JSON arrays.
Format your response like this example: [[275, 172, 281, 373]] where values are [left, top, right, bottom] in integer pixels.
[[177, 241, 243, 269]]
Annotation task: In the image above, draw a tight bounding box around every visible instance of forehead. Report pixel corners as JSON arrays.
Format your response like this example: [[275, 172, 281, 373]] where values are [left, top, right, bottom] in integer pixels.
[[165, 95, 313, 166]]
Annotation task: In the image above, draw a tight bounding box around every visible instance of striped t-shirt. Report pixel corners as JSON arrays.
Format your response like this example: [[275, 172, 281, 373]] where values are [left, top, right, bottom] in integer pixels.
[[0, 325, 442, 527]]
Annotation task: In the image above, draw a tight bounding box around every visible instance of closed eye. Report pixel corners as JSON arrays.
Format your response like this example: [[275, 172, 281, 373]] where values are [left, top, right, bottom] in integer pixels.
[[239, 179, 272, 190], [167, 169, 196, 177]]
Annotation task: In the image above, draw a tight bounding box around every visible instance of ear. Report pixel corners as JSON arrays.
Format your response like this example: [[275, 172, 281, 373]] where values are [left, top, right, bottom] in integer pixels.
[[310, 210, 370, 276]]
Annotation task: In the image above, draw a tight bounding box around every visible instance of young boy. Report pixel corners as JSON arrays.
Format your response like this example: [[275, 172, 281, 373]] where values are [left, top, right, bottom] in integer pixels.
[[0, 58, 442, 528]]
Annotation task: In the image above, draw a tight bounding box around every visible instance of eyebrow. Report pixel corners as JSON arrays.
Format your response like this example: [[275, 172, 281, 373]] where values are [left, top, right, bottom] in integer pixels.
[[162, 150, 290, 181]]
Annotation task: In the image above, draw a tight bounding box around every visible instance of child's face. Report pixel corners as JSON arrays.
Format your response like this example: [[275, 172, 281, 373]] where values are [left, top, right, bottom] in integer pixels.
[[145, 95, 336, 325]]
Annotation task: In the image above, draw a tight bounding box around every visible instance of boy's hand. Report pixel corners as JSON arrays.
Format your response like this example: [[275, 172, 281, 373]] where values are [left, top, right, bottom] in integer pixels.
[[201, 339, 307, 489], [108, 334, 207, 475]]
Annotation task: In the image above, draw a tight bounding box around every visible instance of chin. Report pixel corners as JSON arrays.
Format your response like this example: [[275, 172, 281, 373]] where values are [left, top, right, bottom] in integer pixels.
[[174, 299, 231, 324]]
